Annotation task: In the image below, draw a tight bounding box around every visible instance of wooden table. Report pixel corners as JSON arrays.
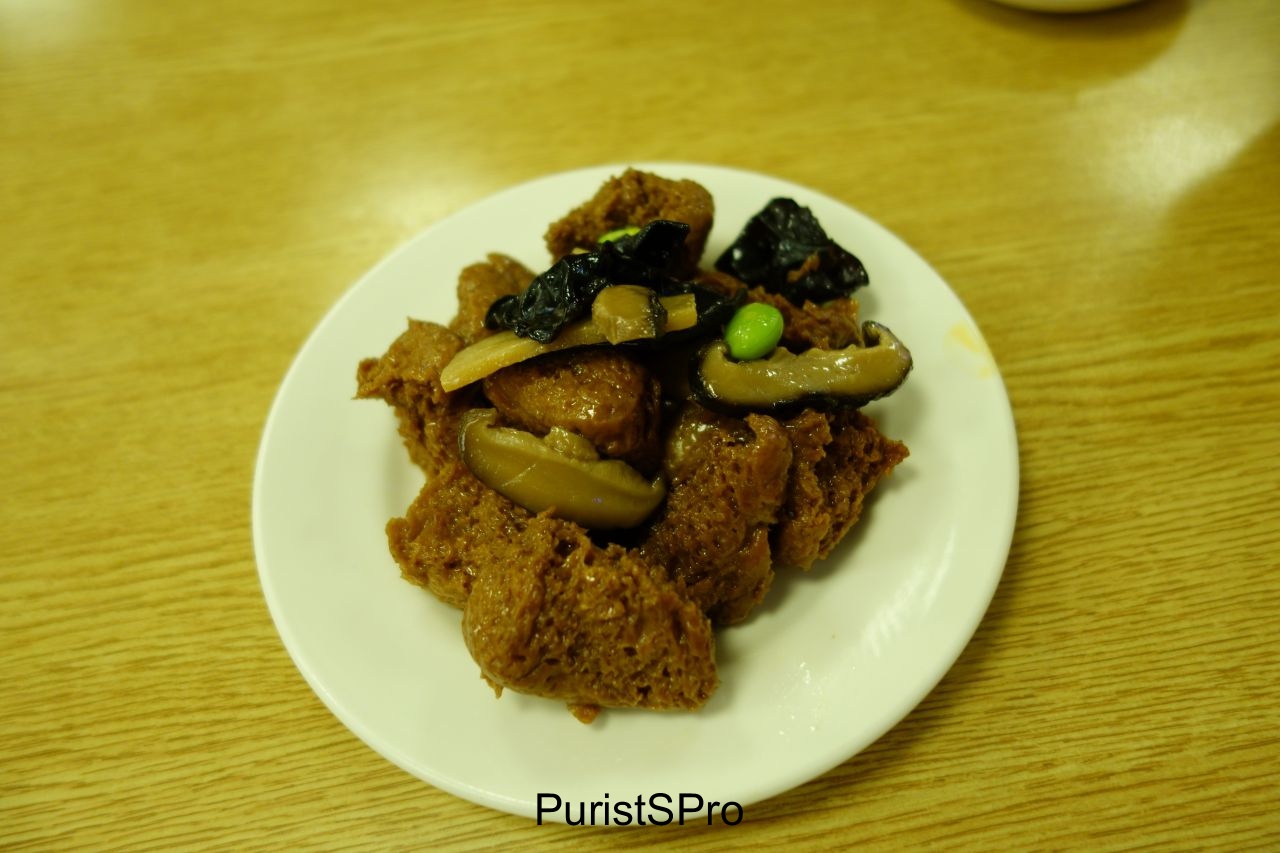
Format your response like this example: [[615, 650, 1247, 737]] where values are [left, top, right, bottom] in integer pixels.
[[4, 0, 1277, 847]]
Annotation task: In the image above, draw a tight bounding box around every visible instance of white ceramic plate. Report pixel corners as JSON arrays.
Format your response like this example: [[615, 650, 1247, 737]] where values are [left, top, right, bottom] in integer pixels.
[[253, 163, 1018, 822]]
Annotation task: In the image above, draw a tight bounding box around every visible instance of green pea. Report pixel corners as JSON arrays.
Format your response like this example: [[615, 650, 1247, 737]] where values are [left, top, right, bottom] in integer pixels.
[[725, 302, 784, 361], [598, 225, 641, 243]]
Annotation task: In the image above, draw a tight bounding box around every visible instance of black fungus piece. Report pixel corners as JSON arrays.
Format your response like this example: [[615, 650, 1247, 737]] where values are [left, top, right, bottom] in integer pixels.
[[714, 198, 869, 305], [486, 220, 691, 343]]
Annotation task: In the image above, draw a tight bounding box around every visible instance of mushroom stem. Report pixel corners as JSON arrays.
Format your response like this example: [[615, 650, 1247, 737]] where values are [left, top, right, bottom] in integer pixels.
[[441, 291, 697, 392]]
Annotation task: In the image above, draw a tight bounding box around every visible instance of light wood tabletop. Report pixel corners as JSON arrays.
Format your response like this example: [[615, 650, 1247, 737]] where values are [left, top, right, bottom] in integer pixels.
[[4, 0, 1277, 848]]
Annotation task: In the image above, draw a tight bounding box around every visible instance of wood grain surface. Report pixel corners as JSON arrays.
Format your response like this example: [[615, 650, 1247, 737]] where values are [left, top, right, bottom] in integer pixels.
[[3, 0, 1277, 848]]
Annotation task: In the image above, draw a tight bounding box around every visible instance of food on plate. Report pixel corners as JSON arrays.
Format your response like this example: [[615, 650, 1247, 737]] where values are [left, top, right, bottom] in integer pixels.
[[356, 169, 911, 722], [458, 409, 667, 529], [715, 196, 869, 304], [440, 290, 698, 392], [544, 169, 713, 278], [691, 321, 912, 413]]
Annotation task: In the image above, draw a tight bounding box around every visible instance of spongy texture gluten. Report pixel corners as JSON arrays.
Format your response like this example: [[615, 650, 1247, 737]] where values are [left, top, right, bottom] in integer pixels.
[[642, 406, 793, 626], [544, 169, 714, 277], [388, 458, 719, 713], [450, 253, 535, 345], [773, 409, 909, 570], [482, 348, 663, 472], [355, 320, 474, 479], [387, 461, 525, 608], [463, 518, 717, 714]]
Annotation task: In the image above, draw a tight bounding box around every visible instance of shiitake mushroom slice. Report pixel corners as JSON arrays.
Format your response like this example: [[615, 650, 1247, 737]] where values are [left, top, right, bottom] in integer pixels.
[[458, 409, 665, 529], [441, 291, 697, 392], [690, 321, 912, 413]]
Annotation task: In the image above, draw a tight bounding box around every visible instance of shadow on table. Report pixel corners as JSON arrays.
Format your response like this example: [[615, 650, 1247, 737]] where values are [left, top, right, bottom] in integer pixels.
[[946, 0, 1189, 91]]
